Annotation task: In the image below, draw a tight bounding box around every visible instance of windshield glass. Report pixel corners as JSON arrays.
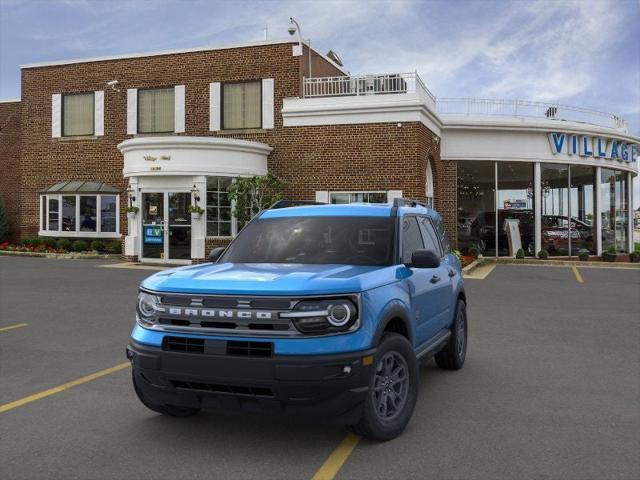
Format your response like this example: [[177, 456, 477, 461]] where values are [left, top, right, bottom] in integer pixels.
[[221, 216, 395, 266]]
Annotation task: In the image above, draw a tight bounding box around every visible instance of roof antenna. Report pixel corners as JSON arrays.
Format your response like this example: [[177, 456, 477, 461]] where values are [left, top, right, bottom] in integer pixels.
[[263, 24, 268, 40]]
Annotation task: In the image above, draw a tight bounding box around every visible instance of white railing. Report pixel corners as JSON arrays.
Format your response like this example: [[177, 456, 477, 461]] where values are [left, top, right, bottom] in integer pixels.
[[303, 72, 436, 103], [436, 98, 628, 131]]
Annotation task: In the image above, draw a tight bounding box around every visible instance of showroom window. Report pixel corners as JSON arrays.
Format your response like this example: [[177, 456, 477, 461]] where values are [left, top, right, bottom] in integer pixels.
[[222, 81, 261, 130], [497, 162, 534, 256], [62, 92, 94, 136], [457, 161, 496, 256], [138, 87, 175, 133], [329, 192, 387, 204], [206, 177, 234, 236], [601, 168, 629, 253], [39, 181, 120, 237]]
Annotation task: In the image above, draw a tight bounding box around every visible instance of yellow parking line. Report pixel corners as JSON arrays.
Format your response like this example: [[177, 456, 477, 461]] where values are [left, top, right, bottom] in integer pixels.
[[0, 362, 130, 414], [311, 433, 361, 480], [571, 265, 584, 283], [0, 323, 28, 333]]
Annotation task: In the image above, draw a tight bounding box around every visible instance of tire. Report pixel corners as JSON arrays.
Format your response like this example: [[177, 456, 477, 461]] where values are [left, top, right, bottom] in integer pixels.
[[348, 333, 419, 441], [435, 299, 467, 370], [132, 371, 200, 418]]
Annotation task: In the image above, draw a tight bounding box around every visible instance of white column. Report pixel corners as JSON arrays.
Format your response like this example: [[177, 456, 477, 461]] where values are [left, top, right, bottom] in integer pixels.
[[628, 171, 633, 253], [534, 162, 541, 256], [191, 175, 207, 260], [595, 167, 602, 256], [124, 177, 140, 258]]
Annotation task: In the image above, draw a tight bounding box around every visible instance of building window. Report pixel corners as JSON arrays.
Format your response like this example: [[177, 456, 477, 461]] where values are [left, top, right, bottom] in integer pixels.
[[222, 81, 261, 130], [601, 168, 629, 253], [425, 160, 434, 208], [329, 192, 387, 204], [206, 177, 234, 236], [138, 88, 175, 133], [62, 92, 94, 136], [39, 194, 120, 237]]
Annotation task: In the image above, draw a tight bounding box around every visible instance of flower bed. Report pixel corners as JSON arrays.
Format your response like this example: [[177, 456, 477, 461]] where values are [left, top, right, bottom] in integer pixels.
[[0, 237, 121, 255]]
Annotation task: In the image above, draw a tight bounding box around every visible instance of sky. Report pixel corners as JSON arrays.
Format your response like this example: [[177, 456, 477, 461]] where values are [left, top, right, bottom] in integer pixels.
[[1, 0, 639, 204]]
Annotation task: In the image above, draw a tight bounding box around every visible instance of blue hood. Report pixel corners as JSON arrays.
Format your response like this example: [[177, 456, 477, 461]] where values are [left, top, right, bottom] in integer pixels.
[[140, 263, 400, 296]]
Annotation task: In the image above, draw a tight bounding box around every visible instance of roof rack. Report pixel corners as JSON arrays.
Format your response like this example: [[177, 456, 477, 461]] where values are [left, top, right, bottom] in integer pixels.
[[269, 200, 326, 209], [392, 198, 429, 208]]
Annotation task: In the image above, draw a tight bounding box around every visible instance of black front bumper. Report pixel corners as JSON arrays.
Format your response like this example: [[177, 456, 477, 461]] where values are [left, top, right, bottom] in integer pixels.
[[127, 341, 375, 423]]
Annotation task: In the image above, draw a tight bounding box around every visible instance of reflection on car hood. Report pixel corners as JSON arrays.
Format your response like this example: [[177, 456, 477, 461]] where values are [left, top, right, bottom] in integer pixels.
[[140, 263, 400, 295]]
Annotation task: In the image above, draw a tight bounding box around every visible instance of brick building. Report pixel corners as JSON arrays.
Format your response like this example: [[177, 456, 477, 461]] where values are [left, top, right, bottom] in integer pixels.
[[0, 38, 637, 263]]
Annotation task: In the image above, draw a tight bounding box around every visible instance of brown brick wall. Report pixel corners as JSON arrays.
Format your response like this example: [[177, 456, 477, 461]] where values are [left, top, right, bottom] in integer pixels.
[[0, 101, 22, 242], [16, 41, 447, 259]]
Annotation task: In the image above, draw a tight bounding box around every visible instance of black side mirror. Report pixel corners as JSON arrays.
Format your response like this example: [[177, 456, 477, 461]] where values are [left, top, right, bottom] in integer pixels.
[[408, 249, 440, 269], [208, 247, 225, 263]]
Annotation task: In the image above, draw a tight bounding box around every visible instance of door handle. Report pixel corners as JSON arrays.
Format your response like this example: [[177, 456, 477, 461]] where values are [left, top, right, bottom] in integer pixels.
[[430, 275, 440, 284]]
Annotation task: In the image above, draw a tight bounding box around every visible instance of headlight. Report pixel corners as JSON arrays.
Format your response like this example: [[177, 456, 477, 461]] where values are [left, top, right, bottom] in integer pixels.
[[282, 298, 358, 334], [136, 291, 160, 326]]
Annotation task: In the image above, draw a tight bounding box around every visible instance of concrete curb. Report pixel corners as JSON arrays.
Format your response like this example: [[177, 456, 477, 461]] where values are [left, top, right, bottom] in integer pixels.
[[462, 259, 483, 274], [490, 257, 640, 269], [0, 250, 120, 260]]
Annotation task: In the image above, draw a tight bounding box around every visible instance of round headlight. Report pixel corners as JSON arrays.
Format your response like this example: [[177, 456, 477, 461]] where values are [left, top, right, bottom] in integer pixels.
[[327, 302, 353, 327], [137, 292, 159, 325]]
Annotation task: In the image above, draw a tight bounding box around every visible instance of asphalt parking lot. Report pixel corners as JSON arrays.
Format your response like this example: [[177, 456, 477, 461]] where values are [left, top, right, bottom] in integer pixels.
[[1, 257, 639, 480]]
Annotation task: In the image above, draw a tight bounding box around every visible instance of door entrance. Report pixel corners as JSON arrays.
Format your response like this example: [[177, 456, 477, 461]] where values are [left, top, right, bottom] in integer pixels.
[[141, 192, 191, 263]]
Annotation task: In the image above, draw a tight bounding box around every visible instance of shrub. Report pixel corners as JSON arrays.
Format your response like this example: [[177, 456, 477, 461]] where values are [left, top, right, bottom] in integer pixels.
[[578, 251, 590, 261], [90, 240, 106, 252], [57, 238, 72, 251], [515, 248, 525, 259], [21, 237, 36, 247], [537, 249, 549, 260], [38, 237, 57, 249], [109, 240, 122, 254], [606, 244, 617, 255], [0, 197, 8, 242], [71, 240, 88, 252], [630, 252, 640, 263], [468, 246, 480, 259]]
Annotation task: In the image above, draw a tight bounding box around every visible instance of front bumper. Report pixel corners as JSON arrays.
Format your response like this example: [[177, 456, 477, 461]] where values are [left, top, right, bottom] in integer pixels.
[[127, 340, 375, 423]]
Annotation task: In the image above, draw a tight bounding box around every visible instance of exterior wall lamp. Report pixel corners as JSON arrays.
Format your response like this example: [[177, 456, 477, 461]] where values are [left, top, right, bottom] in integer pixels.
[[126, 187, 136, 207], [288, 17, 312, 77]]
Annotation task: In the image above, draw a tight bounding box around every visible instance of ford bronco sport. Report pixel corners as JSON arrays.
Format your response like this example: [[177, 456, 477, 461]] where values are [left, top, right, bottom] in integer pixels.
[[128, 198, 467, 441]]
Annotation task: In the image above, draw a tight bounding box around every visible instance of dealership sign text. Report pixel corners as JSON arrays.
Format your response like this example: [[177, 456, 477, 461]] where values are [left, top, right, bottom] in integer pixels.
[[548, 133, 637, 163]]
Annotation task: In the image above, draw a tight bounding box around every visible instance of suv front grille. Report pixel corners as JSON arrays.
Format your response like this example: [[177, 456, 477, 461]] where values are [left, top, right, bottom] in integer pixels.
[[226, 341, 273, 357], [162, 336, 204, 353], [162, 336, 273, 357], [171, 380, 274, 397]]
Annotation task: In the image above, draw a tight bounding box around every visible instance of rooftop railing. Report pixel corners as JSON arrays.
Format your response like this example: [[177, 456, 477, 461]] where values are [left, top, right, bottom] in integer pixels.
[[301, 74, 627, 131]]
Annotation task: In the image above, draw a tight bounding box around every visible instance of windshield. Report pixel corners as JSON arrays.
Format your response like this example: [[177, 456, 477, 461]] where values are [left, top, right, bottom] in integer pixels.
[[220, 216, 395, 266]]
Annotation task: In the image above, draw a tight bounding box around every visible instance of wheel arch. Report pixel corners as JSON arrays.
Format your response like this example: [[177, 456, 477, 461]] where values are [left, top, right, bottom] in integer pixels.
[[372, 304, 413, 347]]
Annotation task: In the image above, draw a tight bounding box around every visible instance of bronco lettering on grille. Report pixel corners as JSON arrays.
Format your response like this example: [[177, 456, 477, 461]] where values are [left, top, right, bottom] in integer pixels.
[[162, 307, 274, 320]]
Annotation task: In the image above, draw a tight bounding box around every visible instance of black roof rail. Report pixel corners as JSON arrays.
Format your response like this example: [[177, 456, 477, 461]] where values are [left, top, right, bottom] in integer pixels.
[[269, 200, 326, 209]]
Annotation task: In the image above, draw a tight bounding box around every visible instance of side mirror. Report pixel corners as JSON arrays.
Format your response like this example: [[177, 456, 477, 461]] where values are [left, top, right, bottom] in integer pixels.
[[208, 247, 225, 263], [408, 249, 440, 269]]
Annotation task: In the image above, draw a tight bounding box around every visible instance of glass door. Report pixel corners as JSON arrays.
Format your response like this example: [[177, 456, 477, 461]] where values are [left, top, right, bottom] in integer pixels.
[[167, 192, 191, 261], [141, 193, 165, 260]]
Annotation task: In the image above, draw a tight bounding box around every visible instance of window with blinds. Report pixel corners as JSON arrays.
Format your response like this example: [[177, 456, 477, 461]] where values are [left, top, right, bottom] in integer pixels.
[[222, 82, 261, 130], [62, 92, 94, 136], [138, 88, 175, 133]]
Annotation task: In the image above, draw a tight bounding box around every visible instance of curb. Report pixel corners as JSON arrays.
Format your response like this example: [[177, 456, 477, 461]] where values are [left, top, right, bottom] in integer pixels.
[[491, 257, 640, 269], [0, 250, 120, 260], [462, 259, 483, 274]]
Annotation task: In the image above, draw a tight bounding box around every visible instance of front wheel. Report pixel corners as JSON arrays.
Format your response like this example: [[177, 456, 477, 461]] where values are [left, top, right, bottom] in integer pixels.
[[435, 299, 467, 370], [132, 371, 200, 417], [348, 333, 418, 441]]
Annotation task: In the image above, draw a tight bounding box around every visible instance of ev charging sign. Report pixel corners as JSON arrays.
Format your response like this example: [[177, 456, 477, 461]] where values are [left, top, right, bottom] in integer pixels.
[[548, 132, 638, 163]]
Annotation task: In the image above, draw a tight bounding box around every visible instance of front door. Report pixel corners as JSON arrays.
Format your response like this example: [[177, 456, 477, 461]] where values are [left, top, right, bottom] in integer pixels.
[[141, 192, 191, 263]]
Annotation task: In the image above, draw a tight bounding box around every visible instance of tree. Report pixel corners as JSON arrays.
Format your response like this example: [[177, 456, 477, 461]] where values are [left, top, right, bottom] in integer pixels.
[[226, 172, 286, 227], [0, 197, 9, 242]]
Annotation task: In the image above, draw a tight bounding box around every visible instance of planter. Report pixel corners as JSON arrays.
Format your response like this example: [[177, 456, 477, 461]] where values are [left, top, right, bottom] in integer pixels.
[[127, 212, 137, 222], [191, 212, 203, 221], [630, 253, 640, 263], [603, 253, 618, 262]]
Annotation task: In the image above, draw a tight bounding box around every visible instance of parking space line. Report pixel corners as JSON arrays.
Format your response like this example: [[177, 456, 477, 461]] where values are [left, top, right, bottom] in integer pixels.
[[571, 266, 584, 283], [98, 262, 169, 271], [0, 323, 28, 333], [311, 433, 360, 480], [0, 362, 130, 414]]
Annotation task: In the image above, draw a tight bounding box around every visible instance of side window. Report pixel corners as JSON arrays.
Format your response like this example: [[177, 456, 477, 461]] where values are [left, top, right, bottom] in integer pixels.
[[434, 217, 450, 253], [418, 216, 443, 257], [401, 216, 424, 263]]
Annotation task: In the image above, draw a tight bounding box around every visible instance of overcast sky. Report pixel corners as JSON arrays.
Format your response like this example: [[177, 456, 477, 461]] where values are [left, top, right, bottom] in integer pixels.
[[1, 0, 639, 205]]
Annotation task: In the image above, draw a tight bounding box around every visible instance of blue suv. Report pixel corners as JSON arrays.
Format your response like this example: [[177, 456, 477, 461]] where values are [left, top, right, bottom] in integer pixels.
[[128, 199, 467, 441]]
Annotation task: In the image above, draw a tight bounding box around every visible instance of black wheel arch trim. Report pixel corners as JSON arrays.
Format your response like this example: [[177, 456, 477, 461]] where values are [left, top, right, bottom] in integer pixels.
[[371, 304, 413, 347]]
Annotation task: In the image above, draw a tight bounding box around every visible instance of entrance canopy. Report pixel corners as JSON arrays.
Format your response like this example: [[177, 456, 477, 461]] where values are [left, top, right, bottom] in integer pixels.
[[41, 180, 120, 194]]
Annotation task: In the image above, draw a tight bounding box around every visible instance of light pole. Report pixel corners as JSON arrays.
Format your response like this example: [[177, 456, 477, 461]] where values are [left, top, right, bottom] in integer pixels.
[[288, 17, 311, 78]]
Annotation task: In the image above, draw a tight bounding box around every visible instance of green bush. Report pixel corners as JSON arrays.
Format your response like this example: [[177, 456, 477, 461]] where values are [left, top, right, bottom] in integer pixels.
[[468, 246, 480, 259], [515, 248, 525, 259], [21, 237, 36, 247], [537, 249, 549, 260], [71, 240, 88, 252], [630, 252, 640, 263], [606, 244, 617, 255], [90, 240, 106, 252], [0, 197, 9, 242], [57, 238, 72, 251], [38, 237, 57, 249], [578, 251, 589, 261], [107, 240, 122, 254]]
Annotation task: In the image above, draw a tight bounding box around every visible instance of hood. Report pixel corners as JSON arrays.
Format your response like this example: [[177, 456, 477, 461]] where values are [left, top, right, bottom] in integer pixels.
[[140, 262, 399, 296]]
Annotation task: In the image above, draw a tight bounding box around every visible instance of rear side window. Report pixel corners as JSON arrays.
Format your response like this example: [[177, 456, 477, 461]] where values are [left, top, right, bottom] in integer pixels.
[[401, 217, 424, 263], [418, 216, 442, 257], [433, 217, 450, 253]]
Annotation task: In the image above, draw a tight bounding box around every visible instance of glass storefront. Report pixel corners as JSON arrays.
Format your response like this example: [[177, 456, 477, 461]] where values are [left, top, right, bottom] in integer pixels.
[[601, 169, 629, 253], [458, 161, 621, 257]]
